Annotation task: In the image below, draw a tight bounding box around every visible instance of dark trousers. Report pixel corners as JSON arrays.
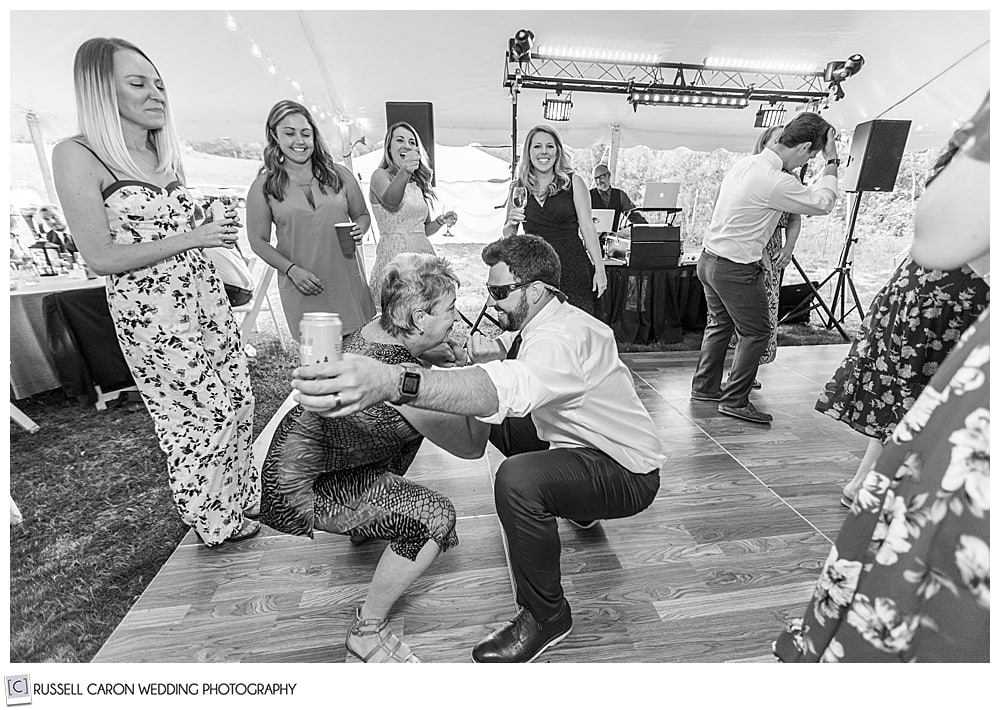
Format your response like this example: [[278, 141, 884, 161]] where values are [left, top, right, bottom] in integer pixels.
[[489, 417, 660, 621], [692, 251, 770, 408]]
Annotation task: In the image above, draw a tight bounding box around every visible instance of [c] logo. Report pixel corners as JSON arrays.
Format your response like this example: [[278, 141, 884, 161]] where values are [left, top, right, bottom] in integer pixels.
[[5, 675, 32, 706]]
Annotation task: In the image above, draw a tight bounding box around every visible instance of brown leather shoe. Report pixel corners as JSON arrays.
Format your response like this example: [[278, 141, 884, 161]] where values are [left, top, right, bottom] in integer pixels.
[[718, 402, 772, 424]]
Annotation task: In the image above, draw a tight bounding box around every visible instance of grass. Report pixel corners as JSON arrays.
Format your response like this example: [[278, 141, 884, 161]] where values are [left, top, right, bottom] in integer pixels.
[[9, 240, 856, 662], [9, 334, 297, 662]]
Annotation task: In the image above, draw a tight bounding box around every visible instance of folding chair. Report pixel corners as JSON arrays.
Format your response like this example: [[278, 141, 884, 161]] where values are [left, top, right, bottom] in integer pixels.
[[233, 258, 285, 351]]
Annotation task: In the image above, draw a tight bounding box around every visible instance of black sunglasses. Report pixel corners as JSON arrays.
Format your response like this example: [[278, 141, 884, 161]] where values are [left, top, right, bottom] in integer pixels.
[[486, 281, 534, 300]]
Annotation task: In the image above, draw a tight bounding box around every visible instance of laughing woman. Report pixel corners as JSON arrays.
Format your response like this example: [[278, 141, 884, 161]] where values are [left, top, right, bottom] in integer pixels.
[[367, 122, 457, 298], [52, 37, 259, 546], [246, 100, 375, 342], [503, 125, 607, 315]]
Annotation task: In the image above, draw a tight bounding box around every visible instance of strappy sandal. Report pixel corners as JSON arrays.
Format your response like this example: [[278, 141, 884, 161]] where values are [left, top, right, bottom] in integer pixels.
[[345, 608, 421, 663], [197, 518, 261, 546]]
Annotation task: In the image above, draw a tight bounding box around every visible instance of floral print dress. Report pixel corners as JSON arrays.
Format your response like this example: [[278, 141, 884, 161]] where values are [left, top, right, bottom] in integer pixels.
[[99, 164, 259, 546], [775, 309, 989, 662], [815, 257, 989, 441]]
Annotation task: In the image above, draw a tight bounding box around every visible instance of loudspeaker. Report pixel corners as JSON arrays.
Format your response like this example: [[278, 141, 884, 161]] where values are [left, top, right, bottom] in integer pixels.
[[842, 119, 911, 193], [630, 225, 681, 243], [385, 101, 435, 185], [629, 242, 681, 268]]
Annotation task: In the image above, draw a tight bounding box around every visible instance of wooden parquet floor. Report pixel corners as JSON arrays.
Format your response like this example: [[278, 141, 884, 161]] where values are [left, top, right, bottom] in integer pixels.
[[93, 343, 860, 663]]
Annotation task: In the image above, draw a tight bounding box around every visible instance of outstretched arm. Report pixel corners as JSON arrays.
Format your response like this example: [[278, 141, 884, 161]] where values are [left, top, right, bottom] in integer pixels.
[[293, 353, 501, 419]]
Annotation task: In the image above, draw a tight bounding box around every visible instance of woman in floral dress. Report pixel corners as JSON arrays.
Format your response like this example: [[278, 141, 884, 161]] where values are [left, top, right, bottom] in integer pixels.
[[775, 93, 989, 663], [814, 121, 989, 505], [367, 122, 457, 298], [53, 37, 259, 546]]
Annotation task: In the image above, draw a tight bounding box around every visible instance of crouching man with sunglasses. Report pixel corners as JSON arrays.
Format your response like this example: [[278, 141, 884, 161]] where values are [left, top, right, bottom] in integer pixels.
[[292, 233, 664, 663]]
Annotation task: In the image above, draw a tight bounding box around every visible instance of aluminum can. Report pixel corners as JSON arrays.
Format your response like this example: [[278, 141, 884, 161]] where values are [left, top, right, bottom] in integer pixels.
[[209, 195, 233, 222], [299, 312, 342, 366]]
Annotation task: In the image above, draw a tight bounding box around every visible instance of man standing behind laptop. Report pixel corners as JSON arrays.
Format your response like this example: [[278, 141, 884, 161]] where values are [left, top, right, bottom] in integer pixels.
[[692, 113, 840, 424], [590, 163, 646, 231]]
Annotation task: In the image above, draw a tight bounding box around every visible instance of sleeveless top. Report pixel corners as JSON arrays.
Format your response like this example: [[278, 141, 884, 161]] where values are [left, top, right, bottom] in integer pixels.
[[263, 171, 375, 340], [71, 142, 232, 324]]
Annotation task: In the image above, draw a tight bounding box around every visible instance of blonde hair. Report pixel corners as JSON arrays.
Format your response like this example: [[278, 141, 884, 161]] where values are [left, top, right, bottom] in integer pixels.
[[515, 125, 573, 197], [72, 37, 185, 182]]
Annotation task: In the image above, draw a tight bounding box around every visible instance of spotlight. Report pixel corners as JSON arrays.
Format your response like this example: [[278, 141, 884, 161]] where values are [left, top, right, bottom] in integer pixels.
[[824, 54, 864, 83], [542, 91, 573, 121], [754, 103, 786, 128], [509, 29, 535, 63]]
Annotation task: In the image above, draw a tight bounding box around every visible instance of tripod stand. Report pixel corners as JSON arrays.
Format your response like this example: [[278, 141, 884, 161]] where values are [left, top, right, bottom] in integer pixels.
[[779, 191, 867, 341]]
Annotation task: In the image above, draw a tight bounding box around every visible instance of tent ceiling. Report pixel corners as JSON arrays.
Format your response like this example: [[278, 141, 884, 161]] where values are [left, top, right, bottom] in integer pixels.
[[9, 10, 990, 153]]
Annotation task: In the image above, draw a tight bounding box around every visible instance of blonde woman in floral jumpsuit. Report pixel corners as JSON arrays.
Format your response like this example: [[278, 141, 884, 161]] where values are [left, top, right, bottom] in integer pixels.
[[53, 37, 259, 546]]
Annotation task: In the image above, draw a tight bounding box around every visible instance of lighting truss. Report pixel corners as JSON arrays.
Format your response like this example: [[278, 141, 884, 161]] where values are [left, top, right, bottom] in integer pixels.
[[504, 50, 836, 107]]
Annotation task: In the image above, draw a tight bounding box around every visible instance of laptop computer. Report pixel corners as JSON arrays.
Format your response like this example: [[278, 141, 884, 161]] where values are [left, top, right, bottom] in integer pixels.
[[642, 182, 681, 209], [590, 209, 616, 233]]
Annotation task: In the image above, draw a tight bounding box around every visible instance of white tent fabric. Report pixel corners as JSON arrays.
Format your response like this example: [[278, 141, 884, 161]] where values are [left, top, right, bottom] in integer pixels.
[[352, 144, 511, 245], [9, 10, 991, 154]]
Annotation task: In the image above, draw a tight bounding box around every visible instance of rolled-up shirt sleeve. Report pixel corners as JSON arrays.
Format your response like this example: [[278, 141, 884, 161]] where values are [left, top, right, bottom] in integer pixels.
[[767, 174, 838, 216], [473, 336, 585, 424]]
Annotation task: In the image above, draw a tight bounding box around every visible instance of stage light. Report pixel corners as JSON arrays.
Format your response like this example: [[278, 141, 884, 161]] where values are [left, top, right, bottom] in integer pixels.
[[754, 102, 786, 128], [705, 57, 819, 74], [628, 93, 748, 109], [509, 29, 535, 62], [543, 91, 573, 121], [825, 54, 864, 83], [225, 13, 237, 32]]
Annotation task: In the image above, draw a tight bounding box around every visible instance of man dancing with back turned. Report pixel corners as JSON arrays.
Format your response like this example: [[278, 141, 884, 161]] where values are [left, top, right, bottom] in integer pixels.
[[292, 234, 665, 662], [692, 112, 841, 424]]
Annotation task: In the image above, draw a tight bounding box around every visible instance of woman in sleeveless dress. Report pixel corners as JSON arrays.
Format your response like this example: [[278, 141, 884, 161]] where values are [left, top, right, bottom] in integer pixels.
[[367, 122, 457, 300], [261, 254, 489, 662], [503, 125, 606, 315], [246, 100, 375, 341], [52, 37, 259, 547]]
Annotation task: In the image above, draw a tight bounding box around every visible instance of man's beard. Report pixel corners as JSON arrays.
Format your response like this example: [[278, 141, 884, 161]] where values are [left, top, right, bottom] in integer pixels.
[[495, 292, 529, 331]]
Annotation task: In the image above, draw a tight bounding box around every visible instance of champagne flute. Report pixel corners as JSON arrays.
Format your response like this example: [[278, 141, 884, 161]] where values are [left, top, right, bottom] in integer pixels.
[[512, 186, 528, 209]]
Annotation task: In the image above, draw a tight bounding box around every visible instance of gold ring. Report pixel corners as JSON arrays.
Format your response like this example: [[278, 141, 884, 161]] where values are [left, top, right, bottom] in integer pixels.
[[333, 394, 342, 409]]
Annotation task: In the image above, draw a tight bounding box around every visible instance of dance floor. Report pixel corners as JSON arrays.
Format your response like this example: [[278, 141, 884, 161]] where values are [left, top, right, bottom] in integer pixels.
[[93, 343, 863, 663]]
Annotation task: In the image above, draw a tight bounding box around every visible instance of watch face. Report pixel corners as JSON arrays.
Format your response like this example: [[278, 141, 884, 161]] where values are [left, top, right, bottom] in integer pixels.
[[401, 371, 420, 396]]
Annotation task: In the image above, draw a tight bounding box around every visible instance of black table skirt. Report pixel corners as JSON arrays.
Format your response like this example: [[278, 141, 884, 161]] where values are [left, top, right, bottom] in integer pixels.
[[43, 286, 135, 406], [600, 264, 707, 344]]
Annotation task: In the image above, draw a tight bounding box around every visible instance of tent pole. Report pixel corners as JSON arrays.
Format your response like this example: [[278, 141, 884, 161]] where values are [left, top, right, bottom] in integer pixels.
[[510, 70, 521, 182], [608, 123, 621, 182], [26, 112, 57, 204]]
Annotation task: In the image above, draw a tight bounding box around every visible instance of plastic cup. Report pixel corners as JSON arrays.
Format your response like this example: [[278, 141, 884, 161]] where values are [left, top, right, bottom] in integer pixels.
[[334, 223, 357, 258]]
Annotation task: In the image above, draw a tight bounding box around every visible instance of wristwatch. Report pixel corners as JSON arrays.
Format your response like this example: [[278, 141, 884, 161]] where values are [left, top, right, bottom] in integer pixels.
[[827, 158, 841, 166], [392, 364, 421, 404]]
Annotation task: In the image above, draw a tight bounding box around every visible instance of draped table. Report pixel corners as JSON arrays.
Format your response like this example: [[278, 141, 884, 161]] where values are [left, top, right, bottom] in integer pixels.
[[8, 274, 129, 401], [600, 263, 707, 345]]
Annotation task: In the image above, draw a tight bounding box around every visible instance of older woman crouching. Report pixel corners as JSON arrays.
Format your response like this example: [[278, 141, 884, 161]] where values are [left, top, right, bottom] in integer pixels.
[[259, 252, 488, 663]]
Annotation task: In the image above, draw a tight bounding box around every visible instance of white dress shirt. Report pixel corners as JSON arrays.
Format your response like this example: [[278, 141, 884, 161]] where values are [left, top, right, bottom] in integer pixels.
[[475, 298, 665, 474], [704, 148, 838, 264]]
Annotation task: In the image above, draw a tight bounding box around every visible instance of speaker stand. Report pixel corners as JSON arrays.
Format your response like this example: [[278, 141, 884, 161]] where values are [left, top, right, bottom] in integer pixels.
[[779, 256, 849, 340], [822, 191, 867, 330], [780, 192, 867, 341]]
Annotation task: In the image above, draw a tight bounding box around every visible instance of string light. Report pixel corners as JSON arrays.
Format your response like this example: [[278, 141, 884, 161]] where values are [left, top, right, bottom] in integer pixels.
[[222, 10, 349, 125]]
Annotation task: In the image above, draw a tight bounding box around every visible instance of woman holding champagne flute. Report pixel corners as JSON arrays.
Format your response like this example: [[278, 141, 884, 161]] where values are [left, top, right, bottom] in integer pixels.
[[503, 124, 606, 315], [246, 100, 375, 342], [368, 122, 457, 298]]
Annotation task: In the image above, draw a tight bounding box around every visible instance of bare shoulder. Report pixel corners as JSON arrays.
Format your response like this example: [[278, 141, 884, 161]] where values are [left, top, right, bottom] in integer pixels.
[[52, 139, 109, 191]]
